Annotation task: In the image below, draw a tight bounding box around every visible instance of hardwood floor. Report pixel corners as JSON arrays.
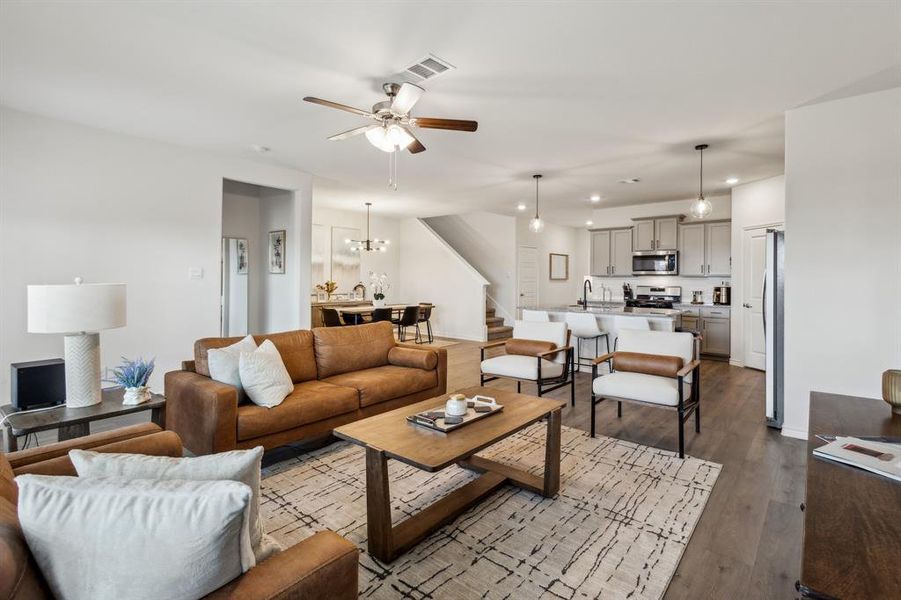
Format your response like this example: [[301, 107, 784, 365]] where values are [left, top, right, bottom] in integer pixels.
[[13, 336, 806, 599], [451, 339, 807, 600]]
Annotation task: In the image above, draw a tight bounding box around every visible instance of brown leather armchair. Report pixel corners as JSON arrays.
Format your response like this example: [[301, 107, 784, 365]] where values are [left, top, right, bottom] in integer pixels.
[[1, 423, 359, 600]]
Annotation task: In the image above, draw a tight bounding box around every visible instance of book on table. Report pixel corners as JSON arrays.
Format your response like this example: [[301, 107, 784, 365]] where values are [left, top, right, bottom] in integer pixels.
[[813, 436, 901, 483]]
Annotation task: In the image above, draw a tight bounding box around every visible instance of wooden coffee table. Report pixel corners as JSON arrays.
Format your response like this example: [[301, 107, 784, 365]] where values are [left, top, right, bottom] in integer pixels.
[[334, 386, 564, 563]]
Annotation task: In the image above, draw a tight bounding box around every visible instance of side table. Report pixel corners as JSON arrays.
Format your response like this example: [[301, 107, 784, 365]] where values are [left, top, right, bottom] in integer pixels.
[[1, 387, 165, 452]]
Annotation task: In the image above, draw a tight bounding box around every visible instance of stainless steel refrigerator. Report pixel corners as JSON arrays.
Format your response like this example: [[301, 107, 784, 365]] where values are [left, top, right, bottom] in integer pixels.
[[765, 229, 785, 428]]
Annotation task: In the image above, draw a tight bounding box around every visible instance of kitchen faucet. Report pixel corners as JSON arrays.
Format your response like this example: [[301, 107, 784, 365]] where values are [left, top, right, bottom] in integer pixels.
[[582, 279, 592, 308]]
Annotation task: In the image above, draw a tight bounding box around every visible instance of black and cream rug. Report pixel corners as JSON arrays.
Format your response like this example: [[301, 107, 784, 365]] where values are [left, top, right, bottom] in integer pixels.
[[261, 424, 720, 599]]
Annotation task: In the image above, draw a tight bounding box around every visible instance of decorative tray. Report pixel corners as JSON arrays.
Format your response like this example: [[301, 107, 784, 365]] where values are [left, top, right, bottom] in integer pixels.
[[406, 395, 503, 433]]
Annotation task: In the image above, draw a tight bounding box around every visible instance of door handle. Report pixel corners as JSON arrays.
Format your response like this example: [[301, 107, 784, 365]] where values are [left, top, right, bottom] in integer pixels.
[[743, 303, 751, 308]]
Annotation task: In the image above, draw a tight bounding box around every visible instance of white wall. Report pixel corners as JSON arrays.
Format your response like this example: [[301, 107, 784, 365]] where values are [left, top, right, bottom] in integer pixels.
[[588, 194, 731, 229], [311, 205, 400, 301], [222, 182, 262, 333], [424, 212, 517, 324], [517, 217, 584, 308], [397, 219, 488, 341], [0, 108, 312, 398], [258, 188, 298, 332], [783, 87, 901, 439], [729, 175, 785, 365]]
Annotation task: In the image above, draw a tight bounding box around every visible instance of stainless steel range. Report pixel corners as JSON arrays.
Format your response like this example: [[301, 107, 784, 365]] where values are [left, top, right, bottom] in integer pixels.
[[625, 285, 682, 309]]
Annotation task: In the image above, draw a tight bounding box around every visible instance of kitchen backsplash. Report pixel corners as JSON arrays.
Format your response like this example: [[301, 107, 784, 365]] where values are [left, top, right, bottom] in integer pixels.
[[584, 275, 732, 305]]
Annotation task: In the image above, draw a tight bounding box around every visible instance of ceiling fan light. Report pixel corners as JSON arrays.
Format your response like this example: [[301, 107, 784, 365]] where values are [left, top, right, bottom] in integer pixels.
[[365, 126, 395, 152], [386, 124, 414, 150]]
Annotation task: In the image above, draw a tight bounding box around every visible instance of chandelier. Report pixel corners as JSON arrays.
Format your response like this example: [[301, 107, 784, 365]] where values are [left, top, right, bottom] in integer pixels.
[[690, 144, 713, 219], [346, 202, 390, 252]]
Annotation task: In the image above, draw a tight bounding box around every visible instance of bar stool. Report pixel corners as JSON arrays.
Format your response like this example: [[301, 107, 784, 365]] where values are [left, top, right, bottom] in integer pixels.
[[565, 312, 610, 372]]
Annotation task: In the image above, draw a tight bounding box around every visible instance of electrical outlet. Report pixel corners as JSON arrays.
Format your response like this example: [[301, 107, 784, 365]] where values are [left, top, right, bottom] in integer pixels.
[[189, 267, 204, 280]]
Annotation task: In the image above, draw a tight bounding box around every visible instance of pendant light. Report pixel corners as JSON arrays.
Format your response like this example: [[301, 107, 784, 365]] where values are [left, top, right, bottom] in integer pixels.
[[690, 144, 713, 219], [345, 202, 390, 252], [529, 174, 545, 233]]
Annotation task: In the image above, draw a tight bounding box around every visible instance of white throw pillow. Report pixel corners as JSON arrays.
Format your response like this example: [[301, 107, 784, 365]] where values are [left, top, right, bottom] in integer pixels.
[[239, 339, 293, 408], [208, 334, 257, 397], [16, 475, 255, 600], [69, 446, 281, 562]]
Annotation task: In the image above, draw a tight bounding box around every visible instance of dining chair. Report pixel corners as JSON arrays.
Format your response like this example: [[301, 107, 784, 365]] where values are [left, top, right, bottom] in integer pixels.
[[417, 303, 434, 343], [394, 306, 422, 342], [321, 308, 342, 327], [565, 311, 610, 372], [371, 308, 394, 322], [589, 329, 700, 458], [341, 312, 365, 326]]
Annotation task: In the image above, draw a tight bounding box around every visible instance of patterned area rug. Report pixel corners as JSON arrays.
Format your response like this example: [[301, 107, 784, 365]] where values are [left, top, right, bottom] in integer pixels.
[[261, 424, 720, 600]]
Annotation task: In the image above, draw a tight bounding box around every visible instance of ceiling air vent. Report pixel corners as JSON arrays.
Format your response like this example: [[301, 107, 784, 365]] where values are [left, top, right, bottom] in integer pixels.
[[402, 54, 455, 82]]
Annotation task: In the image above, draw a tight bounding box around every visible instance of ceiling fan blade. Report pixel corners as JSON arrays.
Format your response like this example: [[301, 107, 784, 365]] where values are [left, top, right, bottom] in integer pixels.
[[391, 83, 424, 115], [327, 125, 375, 141], [411, 117, 478, 132], [406, 129, 426, 154], [303, 96, 373, 117]]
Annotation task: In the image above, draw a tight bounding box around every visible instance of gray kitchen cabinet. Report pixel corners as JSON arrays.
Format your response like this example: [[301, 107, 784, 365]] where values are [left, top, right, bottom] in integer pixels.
[[591, 228, 632, 276], [678, 223, 706, 276], [705, 221, 732, 276], [681, 315, 699, 332], [700, 312, 730, 356], [610, 228, 633, 276], [590, 230, 611, 276], [655, 217, 679, 250], [633, 220, 655, 251], [634, 217, 678, 251], [679, 220, 731, 277]]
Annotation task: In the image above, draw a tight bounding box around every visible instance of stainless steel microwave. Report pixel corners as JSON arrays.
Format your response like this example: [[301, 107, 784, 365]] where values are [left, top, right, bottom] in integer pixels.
[[632, 250, 678, 275]]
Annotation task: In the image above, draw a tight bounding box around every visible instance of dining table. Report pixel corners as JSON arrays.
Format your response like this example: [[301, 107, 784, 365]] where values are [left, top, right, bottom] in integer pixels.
[[335, 304, 410, 317]]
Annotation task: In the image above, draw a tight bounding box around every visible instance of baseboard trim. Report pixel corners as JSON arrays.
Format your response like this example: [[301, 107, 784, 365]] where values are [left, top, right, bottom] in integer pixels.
[[431, 330, 485, 342], [729, 358, 745, 368], [780, 426, 808, 441]]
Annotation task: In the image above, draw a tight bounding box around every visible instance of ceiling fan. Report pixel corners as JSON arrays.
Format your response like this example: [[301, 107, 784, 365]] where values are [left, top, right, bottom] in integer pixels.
[[303, 82, 478, 155]]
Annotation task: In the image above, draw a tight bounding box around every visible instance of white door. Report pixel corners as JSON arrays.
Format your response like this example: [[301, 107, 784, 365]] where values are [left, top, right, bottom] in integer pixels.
[[742, 227, 769, 370], [679, 223, 706, 276], [611, 229, 633, 276], [706, 222, 732, 276], [590, 231, 611, 276], [517, 245, 539, 311]]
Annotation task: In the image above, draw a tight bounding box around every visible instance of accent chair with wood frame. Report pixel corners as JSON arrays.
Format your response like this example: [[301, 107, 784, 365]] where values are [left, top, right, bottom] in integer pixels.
[[590, 329, 700, 458], [480, 320, 575, 405]]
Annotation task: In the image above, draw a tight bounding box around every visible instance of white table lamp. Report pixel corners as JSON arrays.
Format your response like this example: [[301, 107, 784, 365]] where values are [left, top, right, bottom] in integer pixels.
[[27, 278, 126, 408]]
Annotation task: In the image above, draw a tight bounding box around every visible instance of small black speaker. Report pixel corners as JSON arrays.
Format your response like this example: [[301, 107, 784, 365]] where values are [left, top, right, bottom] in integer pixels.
[[11, 359, 66, 411]]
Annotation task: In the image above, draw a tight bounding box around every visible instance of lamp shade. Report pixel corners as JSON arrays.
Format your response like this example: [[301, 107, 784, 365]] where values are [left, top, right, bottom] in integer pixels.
[[28, 281, 126, 334]]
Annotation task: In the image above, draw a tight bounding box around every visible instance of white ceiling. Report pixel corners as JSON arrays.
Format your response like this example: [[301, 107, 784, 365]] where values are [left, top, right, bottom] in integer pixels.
[[2, 1, 899, 226]]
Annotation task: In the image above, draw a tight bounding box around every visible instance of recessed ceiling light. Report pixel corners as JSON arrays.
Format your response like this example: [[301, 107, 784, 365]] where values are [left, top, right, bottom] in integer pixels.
[[250, 144, 271, 154], [589, 194, 601, 202], [618, 178, 641, 184], [725, 177, 740, 185], [516, 203, 527, 211], [585, 220, 594, 226]]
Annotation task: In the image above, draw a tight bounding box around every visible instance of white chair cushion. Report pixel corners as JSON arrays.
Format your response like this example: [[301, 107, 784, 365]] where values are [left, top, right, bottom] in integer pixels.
[[565, 312, 604, 339], [570, 327, 604, 339], [521, 309, 550, 322], [16, 475, 255, 600], [592, 371, 691, 406], [512, 320, 568, 364], [239, 339, 293, 408], [481, 355, 565, 381], [616, 329, 695, 382]]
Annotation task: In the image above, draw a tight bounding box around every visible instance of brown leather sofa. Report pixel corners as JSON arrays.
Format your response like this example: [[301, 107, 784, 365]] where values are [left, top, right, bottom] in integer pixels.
[[0, 423, 359, 600], [165, 321, 448, 455]]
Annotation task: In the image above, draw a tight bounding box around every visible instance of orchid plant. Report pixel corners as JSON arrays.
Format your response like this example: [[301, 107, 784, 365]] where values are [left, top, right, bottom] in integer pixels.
[[107, 356, 155, 390], [369, 271, 390, 300]]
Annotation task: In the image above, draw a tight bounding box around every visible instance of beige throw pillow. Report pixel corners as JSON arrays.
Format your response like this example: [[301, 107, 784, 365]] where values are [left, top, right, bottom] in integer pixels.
[[16, 475, 255, 600]]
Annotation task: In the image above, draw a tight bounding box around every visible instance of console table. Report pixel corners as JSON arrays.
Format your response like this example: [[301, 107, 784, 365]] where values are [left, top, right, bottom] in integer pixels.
[[799, 391, 901, 599], [1, 387, 165, 452]]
